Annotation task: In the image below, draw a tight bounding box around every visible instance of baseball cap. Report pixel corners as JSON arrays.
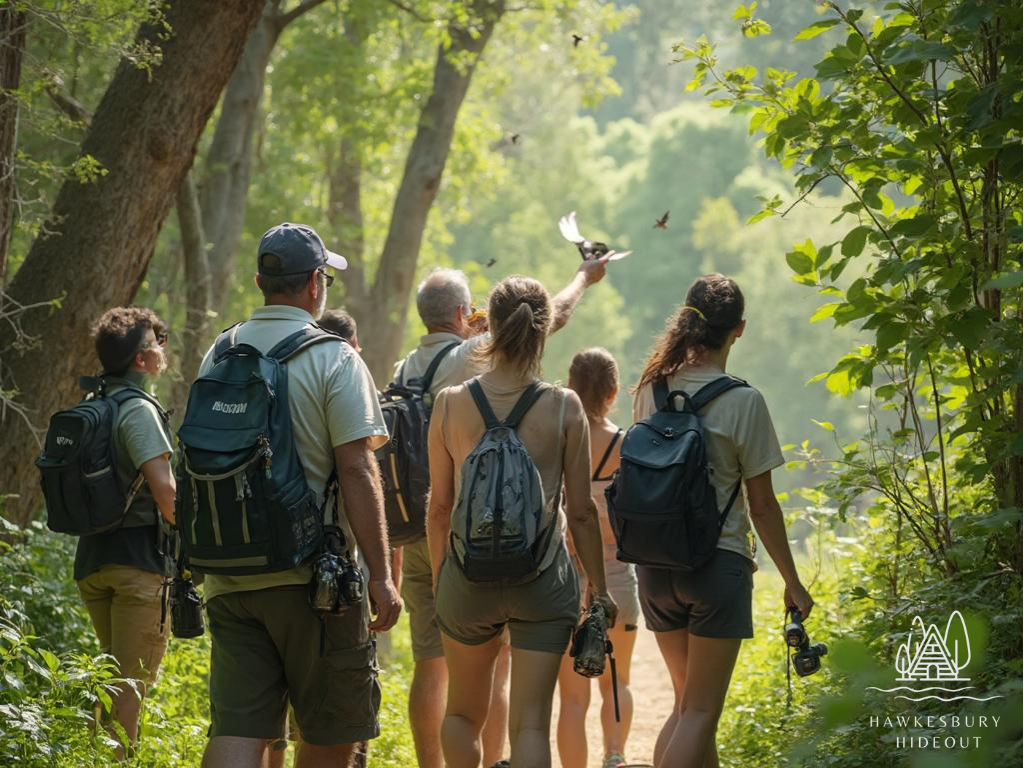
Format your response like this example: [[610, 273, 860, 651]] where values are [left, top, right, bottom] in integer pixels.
[[257, 222, 348, 276]]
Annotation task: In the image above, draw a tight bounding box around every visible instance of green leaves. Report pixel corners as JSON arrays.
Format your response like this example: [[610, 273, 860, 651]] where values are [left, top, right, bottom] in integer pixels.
[[841, 225, 871, 257], [794, 19, 841, 41]]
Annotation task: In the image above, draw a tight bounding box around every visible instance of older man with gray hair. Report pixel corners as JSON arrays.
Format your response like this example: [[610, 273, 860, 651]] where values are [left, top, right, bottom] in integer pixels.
[[393, 258, 607, 768]]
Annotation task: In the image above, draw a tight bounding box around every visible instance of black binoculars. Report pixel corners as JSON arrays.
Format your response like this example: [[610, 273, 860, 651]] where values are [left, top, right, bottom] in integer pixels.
[[309, 528, 364, 616], [169, 573, 205, 639], [785, 608, 827, 677]]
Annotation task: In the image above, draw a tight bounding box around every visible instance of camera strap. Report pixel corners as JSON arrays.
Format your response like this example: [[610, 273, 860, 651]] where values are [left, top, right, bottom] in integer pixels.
[[784, 611, 793, 710], [608, 645, 621, 722]]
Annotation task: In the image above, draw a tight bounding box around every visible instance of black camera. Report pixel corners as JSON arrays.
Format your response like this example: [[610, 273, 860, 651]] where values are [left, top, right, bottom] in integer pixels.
[[169, 572, 205, 639], [570, 602, 612, 679], [309, 528, 364, 616], [785, 608, 827, 677]]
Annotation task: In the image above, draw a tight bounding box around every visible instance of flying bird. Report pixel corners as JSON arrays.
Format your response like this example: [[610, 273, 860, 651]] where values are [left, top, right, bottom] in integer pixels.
[[654, 211, 670, 229], [511, 133, 520, 145], [485, 257, 497, 268], [572, 34, 585, 48], [558, 211, 632, 261]]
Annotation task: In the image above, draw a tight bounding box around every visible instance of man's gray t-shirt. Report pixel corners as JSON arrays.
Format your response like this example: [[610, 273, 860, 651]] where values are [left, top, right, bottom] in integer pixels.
[[394, 331, 488, 397]]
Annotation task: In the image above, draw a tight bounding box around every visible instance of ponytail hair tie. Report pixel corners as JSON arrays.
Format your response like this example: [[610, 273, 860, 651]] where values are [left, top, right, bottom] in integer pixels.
[[682, 305, 706, 321]]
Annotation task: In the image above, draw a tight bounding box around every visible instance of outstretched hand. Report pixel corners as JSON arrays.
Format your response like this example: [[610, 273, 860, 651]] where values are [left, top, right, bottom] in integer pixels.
[[577, 255, 608, 286], [368, 578, 402, 632]]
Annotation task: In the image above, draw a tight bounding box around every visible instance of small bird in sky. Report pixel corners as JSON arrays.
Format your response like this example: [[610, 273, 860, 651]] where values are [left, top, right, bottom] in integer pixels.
[[485, 257, 497, 268], [558, 211, 632, 261], [510, 133, 520, 145], [654, 211, 670, 229], [572, 34, 585, 48]]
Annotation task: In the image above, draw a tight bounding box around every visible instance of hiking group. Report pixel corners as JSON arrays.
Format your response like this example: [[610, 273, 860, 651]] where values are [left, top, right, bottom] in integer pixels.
[[37, 221, 814, 768]]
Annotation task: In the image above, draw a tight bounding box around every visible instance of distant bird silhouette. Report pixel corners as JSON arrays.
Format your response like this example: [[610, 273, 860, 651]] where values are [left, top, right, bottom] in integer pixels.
[[485, 257, 497, 268], [572, 34, 585, 48], [654, 211, 670, 229], [558, 211, 632, 261], [511, 133, 520, 145]]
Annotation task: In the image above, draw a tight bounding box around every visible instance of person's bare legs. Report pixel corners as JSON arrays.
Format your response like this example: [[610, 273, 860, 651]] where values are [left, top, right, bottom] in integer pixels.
[[653, 629, 688, 766], [655, 632, 741, 768], [556, 649, 591, 768], [482, 640, 511, 766], [508, 647, 562, 768], [441, 634, 501, 768], [295, 741, 357, 768], [598, 624, 637, 760], [409, 656, 448, 768], [202, 736, 273, 768]]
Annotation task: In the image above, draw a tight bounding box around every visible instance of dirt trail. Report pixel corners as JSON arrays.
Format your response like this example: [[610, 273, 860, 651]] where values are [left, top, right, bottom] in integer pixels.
[[550, 625, 671, 767]]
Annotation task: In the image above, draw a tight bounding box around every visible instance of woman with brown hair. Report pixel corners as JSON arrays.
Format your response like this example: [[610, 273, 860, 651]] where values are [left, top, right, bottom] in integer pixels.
[[632, 274, 814, 768], [427, 275, 616, 768], [557, 347, 638, 768]]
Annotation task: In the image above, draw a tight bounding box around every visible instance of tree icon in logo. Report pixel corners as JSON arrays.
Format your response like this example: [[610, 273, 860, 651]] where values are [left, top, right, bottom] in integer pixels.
[[894, 611, 971, 682]]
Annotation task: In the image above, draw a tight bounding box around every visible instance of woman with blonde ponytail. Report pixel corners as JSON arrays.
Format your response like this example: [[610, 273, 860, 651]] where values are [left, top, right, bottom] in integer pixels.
[[427, 276, 616, 768], [633, 274, 814, 768]]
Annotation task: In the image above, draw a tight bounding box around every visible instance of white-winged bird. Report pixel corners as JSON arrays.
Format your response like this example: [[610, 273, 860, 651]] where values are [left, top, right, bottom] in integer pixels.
[[558, 211, 632, 261]]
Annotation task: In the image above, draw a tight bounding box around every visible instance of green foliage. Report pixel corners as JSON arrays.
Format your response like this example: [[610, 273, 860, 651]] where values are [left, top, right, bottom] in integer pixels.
[[677, 1, 1022, 764]]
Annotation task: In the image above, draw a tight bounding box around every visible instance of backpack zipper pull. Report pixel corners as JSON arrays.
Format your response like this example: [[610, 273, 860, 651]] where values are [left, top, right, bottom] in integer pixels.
[[259, 435, 273, 479]]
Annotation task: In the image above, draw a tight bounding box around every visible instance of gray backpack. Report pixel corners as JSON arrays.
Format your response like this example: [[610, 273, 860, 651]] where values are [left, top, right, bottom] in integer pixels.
[[450, 380, 562, 584]]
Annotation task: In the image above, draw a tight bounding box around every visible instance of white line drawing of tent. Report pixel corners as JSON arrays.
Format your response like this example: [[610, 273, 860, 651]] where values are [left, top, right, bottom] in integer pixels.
[[895, 612, 971, 682]]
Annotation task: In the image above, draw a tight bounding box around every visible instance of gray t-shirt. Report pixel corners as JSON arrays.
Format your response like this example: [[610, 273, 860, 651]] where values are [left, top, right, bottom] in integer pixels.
[[632, 367, 785, 561], [394, 331, 489, 396], [198, 305, 388, 600], [74, 371, 173, 580]]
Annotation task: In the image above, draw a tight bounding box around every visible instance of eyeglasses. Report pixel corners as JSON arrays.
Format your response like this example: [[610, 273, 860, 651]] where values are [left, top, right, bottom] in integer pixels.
[[317, 268, 335, 288], [139, 331, 168, 353]]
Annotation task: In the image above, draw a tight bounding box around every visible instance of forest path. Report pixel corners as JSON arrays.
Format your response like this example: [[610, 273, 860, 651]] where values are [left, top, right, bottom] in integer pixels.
[[550, 625, 670, 768]]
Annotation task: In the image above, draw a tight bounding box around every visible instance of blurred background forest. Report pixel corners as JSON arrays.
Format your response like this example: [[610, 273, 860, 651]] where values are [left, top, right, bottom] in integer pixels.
[[0, 0, 1020, 766]]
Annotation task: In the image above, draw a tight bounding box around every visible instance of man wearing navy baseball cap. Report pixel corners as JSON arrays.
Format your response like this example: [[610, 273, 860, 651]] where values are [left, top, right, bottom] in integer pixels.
[[196, 222, 401, 767]]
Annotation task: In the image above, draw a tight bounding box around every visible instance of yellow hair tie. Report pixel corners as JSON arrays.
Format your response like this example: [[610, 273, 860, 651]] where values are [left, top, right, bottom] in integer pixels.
[[682, 305, 706, 321]]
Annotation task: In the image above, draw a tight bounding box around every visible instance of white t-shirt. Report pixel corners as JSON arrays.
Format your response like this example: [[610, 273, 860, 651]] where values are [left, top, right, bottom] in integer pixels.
[[632, 367, 784, 561]]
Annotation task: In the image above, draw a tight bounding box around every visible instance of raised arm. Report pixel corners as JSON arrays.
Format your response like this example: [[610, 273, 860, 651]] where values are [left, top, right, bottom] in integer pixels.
[[549, 258, 607, 334]]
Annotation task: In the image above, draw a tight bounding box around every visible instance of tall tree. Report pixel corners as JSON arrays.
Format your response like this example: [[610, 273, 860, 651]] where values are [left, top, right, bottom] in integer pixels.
[[345, 0, 506, 383], [0, 5, 25, 289], [0, 0, 264, 526], [199, 0, 327, 311]]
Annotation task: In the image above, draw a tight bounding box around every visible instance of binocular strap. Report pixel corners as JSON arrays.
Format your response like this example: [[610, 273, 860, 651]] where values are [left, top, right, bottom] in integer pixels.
[[609, 647, 620, 722]]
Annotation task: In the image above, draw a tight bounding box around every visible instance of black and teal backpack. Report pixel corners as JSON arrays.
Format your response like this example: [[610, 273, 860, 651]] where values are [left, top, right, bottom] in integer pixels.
[[175, 323, 340, 575]]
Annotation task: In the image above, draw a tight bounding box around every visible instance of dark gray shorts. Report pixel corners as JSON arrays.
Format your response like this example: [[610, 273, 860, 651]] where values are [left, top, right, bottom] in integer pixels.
[[637, 549, 754, 638]]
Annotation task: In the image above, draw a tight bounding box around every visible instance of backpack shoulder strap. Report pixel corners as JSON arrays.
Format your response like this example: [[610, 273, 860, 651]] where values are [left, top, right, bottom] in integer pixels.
[[592, 428, 623, 482], [467, 378, 500, 429], [652, 377, 670, 410], [419, 342, 461, 394], [690, 375, 749, 412], [213, 322, 243, 362], [267, 325, 345, 362], [503, 382, 543, 429], [107, 385, 169, 424]]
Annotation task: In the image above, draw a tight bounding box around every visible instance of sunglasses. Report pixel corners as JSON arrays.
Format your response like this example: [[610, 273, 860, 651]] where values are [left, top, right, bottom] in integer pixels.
[[317, 268, 335, 288]]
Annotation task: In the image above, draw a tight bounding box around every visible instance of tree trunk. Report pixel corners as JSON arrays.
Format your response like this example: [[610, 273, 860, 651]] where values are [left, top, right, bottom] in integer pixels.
[[0, 7, 25, 289], [201, 0, 326, 312], [200, 4, 281, 311], [351, 0, 505, 385], [0, 0, 264, 526], [174, 169, 211, 419]]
